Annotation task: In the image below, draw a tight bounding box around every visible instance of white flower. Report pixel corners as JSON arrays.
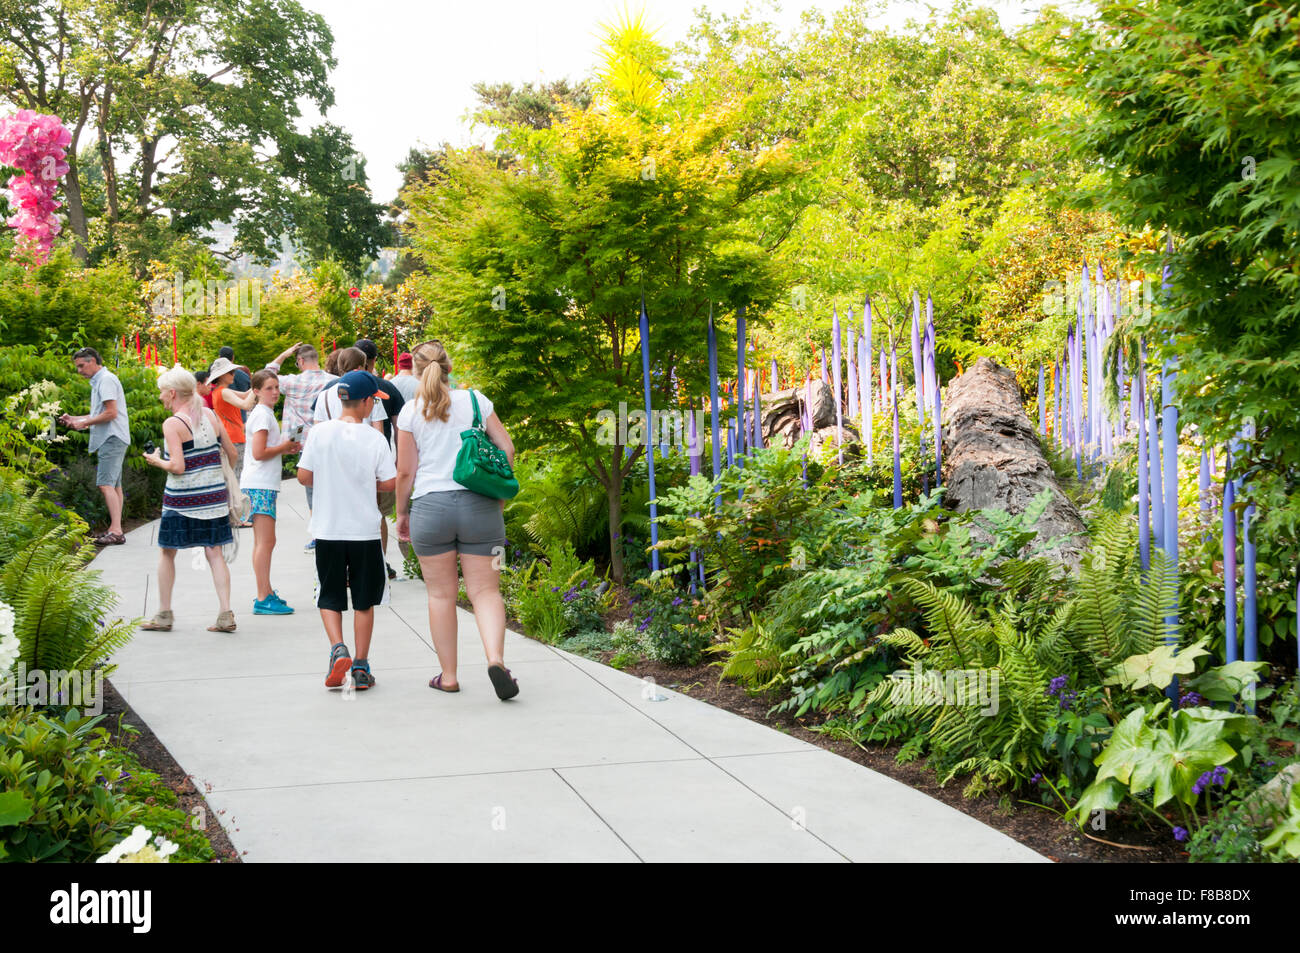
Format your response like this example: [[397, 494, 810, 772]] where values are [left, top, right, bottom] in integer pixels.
[[0, 602, 14, 639], [0, 635, 18, 673], [97, 825, 155, 864], [154, 834, 180, 858], [121, 824, 152, 853]]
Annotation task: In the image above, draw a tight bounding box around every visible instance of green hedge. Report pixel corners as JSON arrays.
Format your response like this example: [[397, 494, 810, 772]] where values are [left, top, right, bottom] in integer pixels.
[[0, 249, 144, 351]]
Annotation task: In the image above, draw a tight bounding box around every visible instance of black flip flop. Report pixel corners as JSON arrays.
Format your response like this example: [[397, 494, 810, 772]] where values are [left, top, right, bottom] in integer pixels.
[[487, 664, 519, 701]]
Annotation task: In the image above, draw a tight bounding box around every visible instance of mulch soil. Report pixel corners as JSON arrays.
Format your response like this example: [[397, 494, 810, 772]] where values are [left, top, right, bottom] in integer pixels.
[[612, 656, 1187, 863], [102, 679, 242, 863]]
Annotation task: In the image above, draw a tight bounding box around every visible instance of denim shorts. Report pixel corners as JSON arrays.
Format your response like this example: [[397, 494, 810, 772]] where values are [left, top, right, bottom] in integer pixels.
[[246, 488, 277, 518], [409, 490, 506, 557], [94, 436, 127, 488]]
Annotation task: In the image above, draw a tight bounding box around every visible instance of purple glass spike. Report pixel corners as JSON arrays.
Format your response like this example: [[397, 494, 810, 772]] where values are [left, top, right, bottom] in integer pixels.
[[891, 338, 902, 508], [1223, 442, 1238, 663], [639, 295, 659, 572], [832, 306, 843, 465]]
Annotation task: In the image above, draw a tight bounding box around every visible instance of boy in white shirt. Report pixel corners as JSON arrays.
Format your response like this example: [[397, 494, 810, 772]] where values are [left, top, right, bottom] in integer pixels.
[[297, 371, 397, 691], [241, 370, 301, 615]]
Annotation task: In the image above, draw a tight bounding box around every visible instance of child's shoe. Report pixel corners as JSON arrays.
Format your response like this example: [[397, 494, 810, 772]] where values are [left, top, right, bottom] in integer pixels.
[[325, 643, 351, 688], [351, 659, 375, 691]]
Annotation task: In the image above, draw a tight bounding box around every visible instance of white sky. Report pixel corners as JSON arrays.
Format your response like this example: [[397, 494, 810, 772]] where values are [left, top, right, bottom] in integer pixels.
[[295, 0, 1074, 204]]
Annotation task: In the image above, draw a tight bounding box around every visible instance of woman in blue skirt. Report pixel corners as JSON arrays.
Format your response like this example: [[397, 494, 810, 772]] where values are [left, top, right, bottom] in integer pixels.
[[140, 366, 241, 632]]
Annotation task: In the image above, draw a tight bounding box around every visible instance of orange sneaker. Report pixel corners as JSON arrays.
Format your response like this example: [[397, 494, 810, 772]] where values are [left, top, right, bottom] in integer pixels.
[[325, 644, 351, 688]]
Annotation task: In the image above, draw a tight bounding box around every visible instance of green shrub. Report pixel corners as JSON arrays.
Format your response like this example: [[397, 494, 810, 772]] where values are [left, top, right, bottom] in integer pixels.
[[510, 564, 568, 645], [0, 470, 136, 678], [110, 745, 216, 863], [504, 540, 608, 644], [0, 708, 139, 862], [0, 249, 145, 351], [629, 575, 710, 665]]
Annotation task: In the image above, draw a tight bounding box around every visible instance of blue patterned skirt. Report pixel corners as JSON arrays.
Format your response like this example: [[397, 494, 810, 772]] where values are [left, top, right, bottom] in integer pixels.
[[157, 510, 234, 549]]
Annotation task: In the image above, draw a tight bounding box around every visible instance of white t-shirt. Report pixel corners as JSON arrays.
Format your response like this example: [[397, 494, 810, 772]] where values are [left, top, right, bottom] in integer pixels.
[[240, 404, 285, 492], [396, 389, 496, 498], [391, 373, 419, 403], [298, 419, 397, 540], [313, 380, 388, 425]]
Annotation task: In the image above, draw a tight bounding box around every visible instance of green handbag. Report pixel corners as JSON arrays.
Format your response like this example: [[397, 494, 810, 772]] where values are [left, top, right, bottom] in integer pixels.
[[453, 390, 519, 500]]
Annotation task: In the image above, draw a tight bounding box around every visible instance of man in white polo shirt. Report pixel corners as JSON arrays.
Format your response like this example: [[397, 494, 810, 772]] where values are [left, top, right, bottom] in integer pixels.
[[59, 347, 131, 545]]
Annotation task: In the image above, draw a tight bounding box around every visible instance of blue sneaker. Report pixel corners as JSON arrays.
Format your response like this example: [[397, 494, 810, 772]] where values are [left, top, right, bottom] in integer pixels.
[[267, 590, 293, 611], [253, 595, 294, 615], [304, 539, 316, 552]]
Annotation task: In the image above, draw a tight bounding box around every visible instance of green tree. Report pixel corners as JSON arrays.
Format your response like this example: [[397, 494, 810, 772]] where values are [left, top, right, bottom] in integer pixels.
[[674, 1, 1090, 380], [470, 78, 592, 133], [405, 19, 796, 582], [1050, 0, 1300, 533], [0, 0, 384, 271]]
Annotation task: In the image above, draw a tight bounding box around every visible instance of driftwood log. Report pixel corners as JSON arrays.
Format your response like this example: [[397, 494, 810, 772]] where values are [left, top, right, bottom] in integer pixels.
[[941, 356, 1085, 568], [760, 380, 860, 453]]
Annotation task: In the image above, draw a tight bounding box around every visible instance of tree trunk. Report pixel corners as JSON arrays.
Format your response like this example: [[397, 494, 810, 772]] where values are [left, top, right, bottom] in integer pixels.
[[61, 153, 91, 262], [96, 81, 120, 224], [941, 356, 1086, 569], [606, 445, 625, 584]]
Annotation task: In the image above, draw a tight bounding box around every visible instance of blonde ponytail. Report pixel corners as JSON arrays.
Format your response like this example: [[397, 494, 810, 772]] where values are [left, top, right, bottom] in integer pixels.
[[412, 340, 453, 422]]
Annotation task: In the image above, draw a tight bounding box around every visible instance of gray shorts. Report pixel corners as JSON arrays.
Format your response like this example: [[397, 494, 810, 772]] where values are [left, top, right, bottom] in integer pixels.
[[94, 436, 128, 488], [409, 490, 506, 557]]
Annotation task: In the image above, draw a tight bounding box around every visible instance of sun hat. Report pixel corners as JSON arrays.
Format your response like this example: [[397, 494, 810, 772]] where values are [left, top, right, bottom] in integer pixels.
[[336, 369, 379, 402], [208, 357, 237, 381]]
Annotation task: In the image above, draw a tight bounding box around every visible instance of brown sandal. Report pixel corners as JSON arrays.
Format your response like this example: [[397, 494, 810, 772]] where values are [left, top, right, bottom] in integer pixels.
[[207, 610, 237, 633], [94, 532, 126, 546], [140, 610, 174, 631]]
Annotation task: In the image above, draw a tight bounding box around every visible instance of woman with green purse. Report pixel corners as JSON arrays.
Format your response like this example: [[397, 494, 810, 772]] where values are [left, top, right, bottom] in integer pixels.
[[394, 340, 521, 700]]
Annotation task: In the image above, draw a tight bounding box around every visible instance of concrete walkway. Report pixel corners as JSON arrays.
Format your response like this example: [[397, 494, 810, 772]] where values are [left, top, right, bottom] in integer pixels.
[[94, 479, 1045, 862]]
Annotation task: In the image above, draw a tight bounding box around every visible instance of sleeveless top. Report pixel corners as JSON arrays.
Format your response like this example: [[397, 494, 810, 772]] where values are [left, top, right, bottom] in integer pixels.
[[161, 411, 230, 521], [212, 384, 245, 443]]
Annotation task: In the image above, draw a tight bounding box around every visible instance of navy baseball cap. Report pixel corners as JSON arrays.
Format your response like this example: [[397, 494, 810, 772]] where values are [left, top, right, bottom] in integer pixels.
[[336, 370, 379, 402]]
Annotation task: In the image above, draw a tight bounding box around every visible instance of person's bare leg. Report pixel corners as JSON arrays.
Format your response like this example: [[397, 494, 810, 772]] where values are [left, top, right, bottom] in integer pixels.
[[379, 515, 388, 556], [252, 514, 274, 600], [157, 549, 177, 611], [204, 545, 231, 613], [100, 484, 123, 536], [418, 550, 460, 685], [320, 608, 346, 648], [353, 607, 374, 662], [460, 552, 505, 667]]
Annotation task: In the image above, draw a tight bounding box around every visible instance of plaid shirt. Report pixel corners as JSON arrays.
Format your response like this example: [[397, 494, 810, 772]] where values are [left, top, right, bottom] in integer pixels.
[[266, 364, 336, 435]]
